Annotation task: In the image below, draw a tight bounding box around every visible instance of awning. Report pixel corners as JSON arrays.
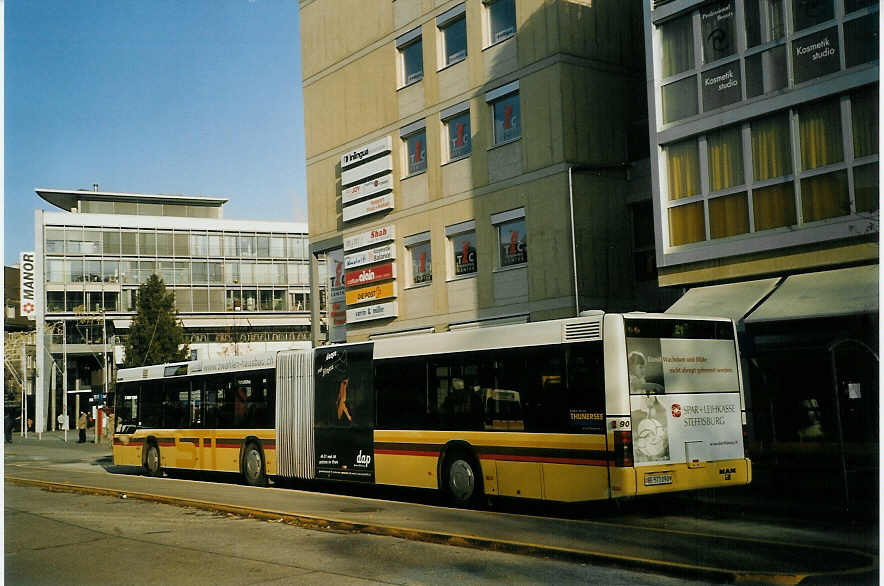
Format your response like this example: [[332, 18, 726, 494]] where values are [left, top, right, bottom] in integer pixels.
[[112, 316, 310, 329], [745, 265, 879, 324], [665, 278, 781, 322]]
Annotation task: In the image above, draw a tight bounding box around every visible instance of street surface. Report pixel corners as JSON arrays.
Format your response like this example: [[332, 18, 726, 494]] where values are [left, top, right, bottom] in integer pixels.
[[4, 432, 879, 585]]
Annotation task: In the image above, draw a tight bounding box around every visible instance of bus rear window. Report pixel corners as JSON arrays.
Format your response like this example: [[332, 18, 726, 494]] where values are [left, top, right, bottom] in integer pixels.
[[625, 319, 739, 395]]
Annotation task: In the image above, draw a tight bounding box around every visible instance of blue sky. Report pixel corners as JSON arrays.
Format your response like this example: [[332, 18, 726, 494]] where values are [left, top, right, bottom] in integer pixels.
[[4, 0, 306, 265]]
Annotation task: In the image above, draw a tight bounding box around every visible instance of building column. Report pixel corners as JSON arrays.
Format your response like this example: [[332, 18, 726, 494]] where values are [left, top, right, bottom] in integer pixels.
[[34, 209, 47, 433]]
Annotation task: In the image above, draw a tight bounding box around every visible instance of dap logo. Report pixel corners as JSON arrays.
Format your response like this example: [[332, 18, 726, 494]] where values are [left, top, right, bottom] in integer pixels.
[[671, 404, 682, 418]]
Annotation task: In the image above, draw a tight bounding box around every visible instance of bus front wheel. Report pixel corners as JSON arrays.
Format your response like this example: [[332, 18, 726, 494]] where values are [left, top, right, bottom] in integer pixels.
[[442, 451, 481, 507], [242, 441, 267, 487], [143, 443, 161, 477]]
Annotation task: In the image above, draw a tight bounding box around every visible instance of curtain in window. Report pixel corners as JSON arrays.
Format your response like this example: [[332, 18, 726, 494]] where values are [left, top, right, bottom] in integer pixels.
[[660, 14, 694, 77], [666, 139, 701, 200], [752, 113, 793, 180], [798, 99, 843, 170], [709, 193, 749, 238], [753, 182, 796, 230], [707, 126, 744, 191], [854, 163, 879, 212], [668, 202, 705, 246], [801, 171, 849, 222], [852, 86, 879, 158]]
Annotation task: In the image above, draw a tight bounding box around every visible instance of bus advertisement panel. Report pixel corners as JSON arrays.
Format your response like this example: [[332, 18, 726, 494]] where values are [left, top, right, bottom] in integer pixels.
[[630, 393, 744, 466], [314, 344, 375, 482]]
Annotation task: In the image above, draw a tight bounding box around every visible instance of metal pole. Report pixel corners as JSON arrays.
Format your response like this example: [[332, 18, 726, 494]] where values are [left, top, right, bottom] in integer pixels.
[[63, 322, 68, 442], [828, 348, 849, 509]]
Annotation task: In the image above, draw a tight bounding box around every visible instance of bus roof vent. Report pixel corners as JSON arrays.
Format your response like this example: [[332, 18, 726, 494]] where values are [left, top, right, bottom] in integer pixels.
[[563, 320, 602, 342]]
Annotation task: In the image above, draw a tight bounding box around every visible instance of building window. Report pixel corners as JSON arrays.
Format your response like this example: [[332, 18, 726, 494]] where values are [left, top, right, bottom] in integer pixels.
[[660, 13, 694, 77], [401, 120, 427, 176], [854, 163, 879, 212], [666, 138, 701, 200], [798, 98, 843, 171], [793, 0, 834, 32], [745, 0, 786, 48], [438, 5, 467, 67], [491, 208, 527, 268], [668, 201, 706, 246], [662, 76, 699, 123], [487, 81, 520, 145], [485, 0, 515, 45], [446, 220, 477, 278], [405, 232, 432, 285], [746, 45, 788, 98], [751, 112, 792, 180], [700, 1, 737, 63], [441, 103, 471, 161], [397, 28, 423, 86], [707, 125, 744, 192], [851, 85, 878, 159], [709, 192, 750, 238]]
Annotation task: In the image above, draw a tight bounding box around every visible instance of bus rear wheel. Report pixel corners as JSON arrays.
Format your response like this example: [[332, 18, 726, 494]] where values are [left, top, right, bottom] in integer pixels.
[[242, 442, 266, 487], [143, 443, 161, 477], [443, 451, 482, 507]]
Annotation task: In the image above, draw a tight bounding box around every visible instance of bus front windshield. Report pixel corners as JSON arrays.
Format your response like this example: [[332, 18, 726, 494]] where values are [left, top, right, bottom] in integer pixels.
[[624, 319, 739, 395]]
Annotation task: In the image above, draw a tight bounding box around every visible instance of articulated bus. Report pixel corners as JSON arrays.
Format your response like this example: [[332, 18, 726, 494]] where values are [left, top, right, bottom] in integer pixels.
[[112, 312, 751, 505]]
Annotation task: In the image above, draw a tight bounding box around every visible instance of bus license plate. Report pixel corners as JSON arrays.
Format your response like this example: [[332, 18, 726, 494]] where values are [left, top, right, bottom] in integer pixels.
[[644, 472, 673, 486]]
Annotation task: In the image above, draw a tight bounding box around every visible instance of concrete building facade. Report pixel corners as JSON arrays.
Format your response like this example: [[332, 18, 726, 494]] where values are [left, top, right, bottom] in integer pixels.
[[33, 188, 317, 432], [643, 0, 878, 505], [301, 0, 667, 343]]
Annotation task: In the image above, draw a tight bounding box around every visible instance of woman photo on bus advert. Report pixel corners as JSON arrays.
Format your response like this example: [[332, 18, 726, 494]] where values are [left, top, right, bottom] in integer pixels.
[[628, 351, 664, 394]]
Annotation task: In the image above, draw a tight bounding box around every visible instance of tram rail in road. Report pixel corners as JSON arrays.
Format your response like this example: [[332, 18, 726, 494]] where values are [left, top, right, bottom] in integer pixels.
[[5, 459, 876, 585]]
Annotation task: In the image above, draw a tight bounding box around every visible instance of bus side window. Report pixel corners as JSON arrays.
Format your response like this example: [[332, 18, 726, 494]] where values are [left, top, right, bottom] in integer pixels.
[[141, 382, 163, 429], [376, 358, 428, 430], [566, 341, 605, 433]]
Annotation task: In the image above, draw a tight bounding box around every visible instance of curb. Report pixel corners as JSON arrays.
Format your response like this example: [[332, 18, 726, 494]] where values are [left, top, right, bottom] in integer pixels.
[[6, 476, 875, 584]]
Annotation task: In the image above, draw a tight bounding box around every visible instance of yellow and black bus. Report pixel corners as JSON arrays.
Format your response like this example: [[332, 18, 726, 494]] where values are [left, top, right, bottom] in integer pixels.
[[113, 312, 751, 505]]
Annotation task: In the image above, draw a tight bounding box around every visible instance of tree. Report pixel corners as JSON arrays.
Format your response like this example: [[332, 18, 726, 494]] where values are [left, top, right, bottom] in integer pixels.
[[122, 274, 189, 367]]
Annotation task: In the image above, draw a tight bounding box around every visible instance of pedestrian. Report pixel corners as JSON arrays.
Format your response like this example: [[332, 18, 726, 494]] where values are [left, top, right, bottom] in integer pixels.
[[4, 411, 13, 443], [77, 412, 87, 443], [105, 411, 115, 446]]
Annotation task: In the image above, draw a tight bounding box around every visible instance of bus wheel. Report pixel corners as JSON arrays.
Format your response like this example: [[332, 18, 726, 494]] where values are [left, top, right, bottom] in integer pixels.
[[443, 451, 481, 507], [143, 442, 162, 477], [242, 442, 266, 487]]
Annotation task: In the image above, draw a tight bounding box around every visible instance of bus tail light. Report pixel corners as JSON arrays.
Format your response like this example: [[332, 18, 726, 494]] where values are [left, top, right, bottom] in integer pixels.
[[613, 429, 633, 467]]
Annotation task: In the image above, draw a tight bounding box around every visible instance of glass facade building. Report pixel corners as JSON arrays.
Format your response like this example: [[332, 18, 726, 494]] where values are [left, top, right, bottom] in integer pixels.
[[33, 188, 318, 433]]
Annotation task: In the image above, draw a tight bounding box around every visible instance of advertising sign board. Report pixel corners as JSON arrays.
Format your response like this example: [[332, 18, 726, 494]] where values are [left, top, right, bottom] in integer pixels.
[[343, 193, 395, 223], [341, 155, 392, 187], [345, 262, 396, 287], [340, 136, 392, 169], [314, 344, 375, 482], [345, 281, 397, 306], [19, 252, 36, 319], [346, 301, 398, 323], [326, 249, 347, 343], [342, 174, 393, 206], [343, 224, 395, 252], [344, 243, 396, 270]]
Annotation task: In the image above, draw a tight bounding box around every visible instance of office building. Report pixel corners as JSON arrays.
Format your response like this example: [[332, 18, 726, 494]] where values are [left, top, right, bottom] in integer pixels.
[[643, 0, 878, 504], [301, 0, 666, 343], [33, 188, 316, 432]]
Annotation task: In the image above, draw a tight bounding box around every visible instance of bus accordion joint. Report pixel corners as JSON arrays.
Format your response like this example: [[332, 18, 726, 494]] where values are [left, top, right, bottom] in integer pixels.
[[613, 428, 633, 467]]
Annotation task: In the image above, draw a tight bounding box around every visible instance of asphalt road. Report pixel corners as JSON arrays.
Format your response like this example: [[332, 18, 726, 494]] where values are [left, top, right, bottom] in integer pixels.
[[5, 483, 709, 586], [4, 433, 879, 584]]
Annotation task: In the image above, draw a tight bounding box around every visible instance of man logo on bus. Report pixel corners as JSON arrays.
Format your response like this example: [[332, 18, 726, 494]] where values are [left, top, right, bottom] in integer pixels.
[[671, 404, 682, 418]]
